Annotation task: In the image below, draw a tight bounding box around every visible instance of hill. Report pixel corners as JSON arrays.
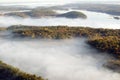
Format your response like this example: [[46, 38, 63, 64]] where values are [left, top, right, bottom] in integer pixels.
[[57, 11, 87, 19], [5, 8, 57, 18], [0, 61, 44, 80]]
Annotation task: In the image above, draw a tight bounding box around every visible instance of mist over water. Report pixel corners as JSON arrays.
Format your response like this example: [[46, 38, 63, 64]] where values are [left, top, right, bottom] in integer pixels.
[[0, 10, 120, 29], [0, 37, 120, 80], [0, 3, 120, 80]]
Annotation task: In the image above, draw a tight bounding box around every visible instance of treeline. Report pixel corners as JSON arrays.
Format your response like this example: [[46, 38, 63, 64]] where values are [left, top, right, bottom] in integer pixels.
[[7, 25, 120, 39], [88, 36, 120, 58], [7, 25, 120, 57], [8, 25, 120, 55]]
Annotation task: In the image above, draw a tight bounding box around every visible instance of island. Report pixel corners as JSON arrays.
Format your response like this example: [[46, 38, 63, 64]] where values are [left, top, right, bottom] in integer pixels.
[[56, 11, 87, 19]]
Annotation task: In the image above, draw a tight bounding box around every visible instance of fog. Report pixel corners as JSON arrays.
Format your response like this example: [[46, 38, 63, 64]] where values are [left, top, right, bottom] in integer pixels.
[[0, 37, 120, 80], [0, 10, 120, 29], [0, 4, 120, 80]]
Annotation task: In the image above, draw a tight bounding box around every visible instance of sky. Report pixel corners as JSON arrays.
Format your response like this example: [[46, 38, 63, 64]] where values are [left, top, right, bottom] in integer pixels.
[[0, 0, 119, 3], [0, 0, 120, 6]]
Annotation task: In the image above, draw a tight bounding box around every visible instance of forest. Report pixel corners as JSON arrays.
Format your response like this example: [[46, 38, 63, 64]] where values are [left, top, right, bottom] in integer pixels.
[[8, 25, 120, 58]]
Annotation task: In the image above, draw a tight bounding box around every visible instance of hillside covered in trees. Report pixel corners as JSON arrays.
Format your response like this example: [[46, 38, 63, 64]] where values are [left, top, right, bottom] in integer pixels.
[[7, 25, 120, 66], [56, 11, 87, 19], [5, 8, 57, 18]]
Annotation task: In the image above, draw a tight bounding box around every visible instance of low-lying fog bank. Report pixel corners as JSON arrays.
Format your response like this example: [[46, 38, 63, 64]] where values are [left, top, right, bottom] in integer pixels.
[[0, 10, 120, 29], [0, 37, 120, 80]]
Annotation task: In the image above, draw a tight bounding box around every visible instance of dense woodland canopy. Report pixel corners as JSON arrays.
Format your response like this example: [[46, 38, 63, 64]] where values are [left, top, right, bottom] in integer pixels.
[[7, 25, 120, 58]]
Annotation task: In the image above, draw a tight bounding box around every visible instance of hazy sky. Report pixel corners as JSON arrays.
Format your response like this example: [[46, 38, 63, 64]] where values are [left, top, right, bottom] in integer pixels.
[[0, 0, 119, 3]]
